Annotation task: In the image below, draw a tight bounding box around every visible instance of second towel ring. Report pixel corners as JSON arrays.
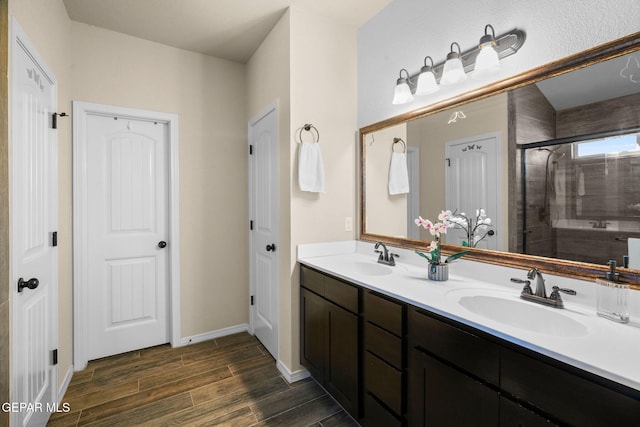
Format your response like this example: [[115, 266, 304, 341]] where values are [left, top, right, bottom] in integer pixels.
[[297, 124, 320, 144], [392, 137, 406, 153]]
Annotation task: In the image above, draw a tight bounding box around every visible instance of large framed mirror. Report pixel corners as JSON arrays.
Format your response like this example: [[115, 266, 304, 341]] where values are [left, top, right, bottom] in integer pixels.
[[360, 33, 640, 286]]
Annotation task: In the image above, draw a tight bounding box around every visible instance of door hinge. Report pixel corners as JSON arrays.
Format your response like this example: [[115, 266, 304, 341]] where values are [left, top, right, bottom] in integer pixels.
[[52, 349, 58, 366], [51, 231, 58, 247], [250, 296, 254, 306], [250, 220, 254, 230], [249, 145, 253, 155], [51, 112, 68, 129]]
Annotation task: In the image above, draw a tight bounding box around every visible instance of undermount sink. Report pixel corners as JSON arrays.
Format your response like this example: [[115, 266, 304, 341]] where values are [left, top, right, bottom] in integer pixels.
[[352, 261, 393, 276], [453, 291, 588, 337]]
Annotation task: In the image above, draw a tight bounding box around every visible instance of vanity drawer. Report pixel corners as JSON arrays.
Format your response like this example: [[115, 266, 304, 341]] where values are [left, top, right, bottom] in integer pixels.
[[365, 351, 403, 415], [365, 290, 404, 336], [502, 348, 640, 426], [300, 266, 359, 314], [365, 322, 403, 369], [409, 308, 499, 386], [300, 266, 326, 296], [324, 275, 359, 313]]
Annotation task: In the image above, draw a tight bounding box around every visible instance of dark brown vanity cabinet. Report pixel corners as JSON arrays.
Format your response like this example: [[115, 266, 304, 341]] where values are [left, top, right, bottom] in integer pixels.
[[300, 266, 361, 418], [408, 308, 500, 427], [362, 291, 407, 427], [407, 307, 640, 427], [300, 265, 640, 426]]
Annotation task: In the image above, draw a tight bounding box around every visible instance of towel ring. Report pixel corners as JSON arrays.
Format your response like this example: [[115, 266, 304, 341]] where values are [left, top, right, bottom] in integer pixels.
[[392, 137, 406, 153], [297, 124, 320, 144]]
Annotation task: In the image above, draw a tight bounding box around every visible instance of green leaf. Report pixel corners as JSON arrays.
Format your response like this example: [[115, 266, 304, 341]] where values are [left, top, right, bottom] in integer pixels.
[[462, 241, 469, 247], [445, 250, 471, 263], [414, 250, 432, 262]]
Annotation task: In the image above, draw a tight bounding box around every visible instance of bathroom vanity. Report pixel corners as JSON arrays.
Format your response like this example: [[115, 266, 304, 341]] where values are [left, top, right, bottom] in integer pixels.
[[298, 241, 640, 426]]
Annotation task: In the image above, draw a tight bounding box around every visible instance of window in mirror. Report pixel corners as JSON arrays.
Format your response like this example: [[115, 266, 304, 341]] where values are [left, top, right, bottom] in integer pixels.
[[572, 132, 640, 159]]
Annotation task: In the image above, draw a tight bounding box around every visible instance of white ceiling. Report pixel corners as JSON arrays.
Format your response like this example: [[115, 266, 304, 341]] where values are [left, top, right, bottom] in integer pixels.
[[63, 0, 392, 63]]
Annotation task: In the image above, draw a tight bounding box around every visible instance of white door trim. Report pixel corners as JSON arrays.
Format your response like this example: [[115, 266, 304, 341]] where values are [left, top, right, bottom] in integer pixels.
[[247, 100, 279, 359], [73, 101, 181, 369]]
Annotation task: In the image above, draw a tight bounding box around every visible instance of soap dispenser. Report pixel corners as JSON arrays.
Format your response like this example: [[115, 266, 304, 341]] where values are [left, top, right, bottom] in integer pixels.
[[596, 260, 630, 323]]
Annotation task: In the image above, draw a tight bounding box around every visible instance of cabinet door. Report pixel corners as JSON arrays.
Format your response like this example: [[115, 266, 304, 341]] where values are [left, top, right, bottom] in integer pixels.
[[408, 348, 499, 427], [326, 301, 360, 418], [300, 288, 327, 382]]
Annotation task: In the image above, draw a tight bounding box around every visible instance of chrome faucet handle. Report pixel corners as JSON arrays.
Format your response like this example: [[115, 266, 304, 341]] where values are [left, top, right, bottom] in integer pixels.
[[549, 286, 576, 303], [511, 278, 533, 295], [388, 252, 399, 266], [551, 286, 576, 295]]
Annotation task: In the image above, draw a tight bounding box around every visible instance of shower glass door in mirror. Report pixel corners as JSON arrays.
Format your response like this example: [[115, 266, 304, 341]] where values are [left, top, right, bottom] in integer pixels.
[[521, 130, 640, 266]]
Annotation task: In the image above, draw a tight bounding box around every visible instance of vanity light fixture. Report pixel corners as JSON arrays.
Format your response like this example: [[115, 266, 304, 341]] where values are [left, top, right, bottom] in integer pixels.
[[392, 68, 414, 105], [415, 56, 440, 96], [441, 42, 467, 86], [472, 24, 500, 79], [391, 25, 526, 104]]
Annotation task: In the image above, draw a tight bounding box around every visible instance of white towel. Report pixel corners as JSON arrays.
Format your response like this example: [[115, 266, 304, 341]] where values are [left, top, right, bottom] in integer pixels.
[[388, 152, 409, 195], [298, 142, 325, 193]]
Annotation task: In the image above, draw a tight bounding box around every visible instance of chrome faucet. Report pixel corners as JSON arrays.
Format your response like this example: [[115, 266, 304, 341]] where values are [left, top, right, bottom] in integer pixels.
[[374, 242, 398, 266], [527, 267, 547, 298], [511, 267, 576, 309]]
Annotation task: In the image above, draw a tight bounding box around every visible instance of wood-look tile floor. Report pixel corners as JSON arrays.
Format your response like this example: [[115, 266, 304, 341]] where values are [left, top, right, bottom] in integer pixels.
[[48, 332, 359, 426]]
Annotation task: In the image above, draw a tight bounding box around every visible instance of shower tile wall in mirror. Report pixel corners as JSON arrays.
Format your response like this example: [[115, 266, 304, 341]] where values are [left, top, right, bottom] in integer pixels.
[[362, 50, 640, 271]]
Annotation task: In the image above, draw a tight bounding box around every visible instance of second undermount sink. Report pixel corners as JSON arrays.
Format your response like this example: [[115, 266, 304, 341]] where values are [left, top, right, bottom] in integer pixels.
[[452, 291, 588, 337], [352, 261, 393, 276]]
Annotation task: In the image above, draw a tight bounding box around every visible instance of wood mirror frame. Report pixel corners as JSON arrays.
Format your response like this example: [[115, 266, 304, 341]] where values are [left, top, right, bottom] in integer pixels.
[[359, 32, 640, 288]]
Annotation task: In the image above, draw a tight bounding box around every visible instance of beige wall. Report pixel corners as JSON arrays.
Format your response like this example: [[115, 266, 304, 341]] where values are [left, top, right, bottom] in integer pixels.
[[70, 22, 249, 337], [287, 5, 358, 371]]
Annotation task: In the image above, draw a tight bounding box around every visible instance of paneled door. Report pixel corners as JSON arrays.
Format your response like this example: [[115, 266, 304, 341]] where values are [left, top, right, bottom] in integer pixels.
[[248, 103, 279, 359], [10, 19, 58, 427], [445, 133, 502, 250], [85, 113, 170, 360]]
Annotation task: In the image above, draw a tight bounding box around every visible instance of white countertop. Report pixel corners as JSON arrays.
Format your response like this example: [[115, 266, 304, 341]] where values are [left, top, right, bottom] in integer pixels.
[[297, 240, 640, 392]]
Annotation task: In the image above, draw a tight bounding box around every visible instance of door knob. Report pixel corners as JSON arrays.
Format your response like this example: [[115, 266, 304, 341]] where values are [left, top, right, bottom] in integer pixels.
[[17, 277, 39, 293], [266, 243, 276, 252], [158, 241, 167, 249]]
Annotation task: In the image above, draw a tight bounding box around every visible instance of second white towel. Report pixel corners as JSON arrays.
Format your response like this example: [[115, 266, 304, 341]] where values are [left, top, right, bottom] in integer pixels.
[[298, 142, 325, 193], [388, 152, 409, 195]]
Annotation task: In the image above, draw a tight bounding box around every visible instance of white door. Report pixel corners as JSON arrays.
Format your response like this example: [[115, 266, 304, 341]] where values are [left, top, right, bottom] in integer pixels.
[[85, 113, 170, 360], [445, 133, 502, 250], [10, 19, 58, 427], [249, 104, 279, 359]]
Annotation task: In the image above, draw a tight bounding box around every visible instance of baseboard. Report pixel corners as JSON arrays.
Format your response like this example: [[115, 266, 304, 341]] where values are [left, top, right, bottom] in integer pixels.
[[277, 360, 310, 384], [58, 366, 74, 403], [178, 323, 249, 346]]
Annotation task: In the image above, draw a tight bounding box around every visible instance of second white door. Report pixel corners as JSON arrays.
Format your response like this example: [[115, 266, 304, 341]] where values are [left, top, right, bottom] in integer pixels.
[[445, 133, 502, 250], [249, 104, 279, 359], [86, 113, 170, 360]]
